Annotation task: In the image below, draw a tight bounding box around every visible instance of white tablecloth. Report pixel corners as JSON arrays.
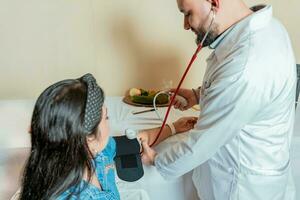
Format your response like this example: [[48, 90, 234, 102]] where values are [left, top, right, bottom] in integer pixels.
[[105, 97, 199, 200]]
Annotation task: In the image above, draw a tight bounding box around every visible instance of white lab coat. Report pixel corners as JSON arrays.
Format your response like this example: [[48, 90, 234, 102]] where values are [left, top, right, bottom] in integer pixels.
[[155, 5, 297, 200]]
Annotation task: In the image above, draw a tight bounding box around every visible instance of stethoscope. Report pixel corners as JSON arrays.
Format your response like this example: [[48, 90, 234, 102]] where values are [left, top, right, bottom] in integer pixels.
[[126, 7, 217, 145], [148, 8, 217, 146]]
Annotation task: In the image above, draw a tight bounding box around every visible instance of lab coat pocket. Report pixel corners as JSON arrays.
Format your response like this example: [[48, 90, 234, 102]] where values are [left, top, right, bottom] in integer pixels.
[[209, 161, 236, 200]]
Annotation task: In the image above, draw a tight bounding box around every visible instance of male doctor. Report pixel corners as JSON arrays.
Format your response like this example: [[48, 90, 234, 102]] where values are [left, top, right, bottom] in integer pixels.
[[140, 0, 297, 199]]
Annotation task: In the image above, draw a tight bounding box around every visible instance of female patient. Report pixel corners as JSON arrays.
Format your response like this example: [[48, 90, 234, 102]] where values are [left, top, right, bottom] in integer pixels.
[[20, 73, 119, 200], [18, 73, 197, 200]]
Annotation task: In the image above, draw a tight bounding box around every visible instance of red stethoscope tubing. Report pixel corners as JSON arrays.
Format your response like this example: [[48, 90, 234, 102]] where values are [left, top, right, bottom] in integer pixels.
[[149, 44, 203, 147], [148, 5, 217, 147]]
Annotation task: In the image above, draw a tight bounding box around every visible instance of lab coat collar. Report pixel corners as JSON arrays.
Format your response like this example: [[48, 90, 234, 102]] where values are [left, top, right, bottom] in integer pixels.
[[208, 25, 234, 50], [208, 5, 273, 62]]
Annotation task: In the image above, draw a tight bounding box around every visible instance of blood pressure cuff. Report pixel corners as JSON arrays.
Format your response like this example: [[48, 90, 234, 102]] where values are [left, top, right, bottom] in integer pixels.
[[113, 136, 144, 182]]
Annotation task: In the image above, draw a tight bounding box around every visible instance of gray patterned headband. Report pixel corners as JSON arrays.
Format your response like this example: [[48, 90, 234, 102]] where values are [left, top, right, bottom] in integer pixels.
[[80, 73, 104, 133]]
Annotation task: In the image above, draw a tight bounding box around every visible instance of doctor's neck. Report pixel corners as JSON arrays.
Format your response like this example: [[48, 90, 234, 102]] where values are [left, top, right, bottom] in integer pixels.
[[214, 0, 254, 35]]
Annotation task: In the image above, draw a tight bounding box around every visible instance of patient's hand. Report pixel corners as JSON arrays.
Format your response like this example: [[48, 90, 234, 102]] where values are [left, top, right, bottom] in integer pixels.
[[173, 116, 198, 133]]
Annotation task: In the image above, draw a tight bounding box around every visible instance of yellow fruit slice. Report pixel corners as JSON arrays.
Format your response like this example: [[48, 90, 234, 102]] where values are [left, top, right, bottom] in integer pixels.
[[129, 88, 141, 97]]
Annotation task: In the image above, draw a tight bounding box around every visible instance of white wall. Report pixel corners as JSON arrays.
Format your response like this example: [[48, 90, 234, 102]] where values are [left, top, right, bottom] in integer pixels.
[[0, 0, 299, 99]]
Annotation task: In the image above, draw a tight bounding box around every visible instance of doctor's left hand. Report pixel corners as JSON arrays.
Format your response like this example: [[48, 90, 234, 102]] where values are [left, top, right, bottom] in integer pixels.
[[141, 140, 157, 166]]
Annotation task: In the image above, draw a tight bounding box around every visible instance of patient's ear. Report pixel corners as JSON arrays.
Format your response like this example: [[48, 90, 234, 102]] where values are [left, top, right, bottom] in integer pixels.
[[86, 134, 96, 143], [86, 134, 100, 156]]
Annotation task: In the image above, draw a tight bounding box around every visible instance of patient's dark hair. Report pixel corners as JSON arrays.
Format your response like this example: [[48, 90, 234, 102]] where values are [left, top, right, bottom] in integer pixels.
[[20, 78, 105, 200]]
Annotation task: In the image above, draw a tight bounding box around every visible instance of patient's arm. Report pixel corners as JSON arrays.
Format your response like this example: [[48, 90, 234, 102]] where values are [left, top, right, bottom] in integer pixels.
[[138, 117, 197, 146], [137, 125, 171, 147]]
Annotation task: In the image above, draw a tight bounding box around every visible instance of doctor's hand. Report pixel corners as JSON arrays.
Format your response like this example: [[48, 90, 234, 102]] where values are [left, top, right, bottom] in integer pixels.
[[173, 117, 198, 133], [169, 88, 199, 111], [141, 139, 157, 166]]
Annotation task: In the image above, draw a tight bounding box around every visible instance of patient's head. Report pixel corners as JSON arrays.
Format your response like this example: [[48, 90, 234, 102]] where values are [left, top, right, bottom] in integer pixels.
[[20, 73, 108, 199]]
